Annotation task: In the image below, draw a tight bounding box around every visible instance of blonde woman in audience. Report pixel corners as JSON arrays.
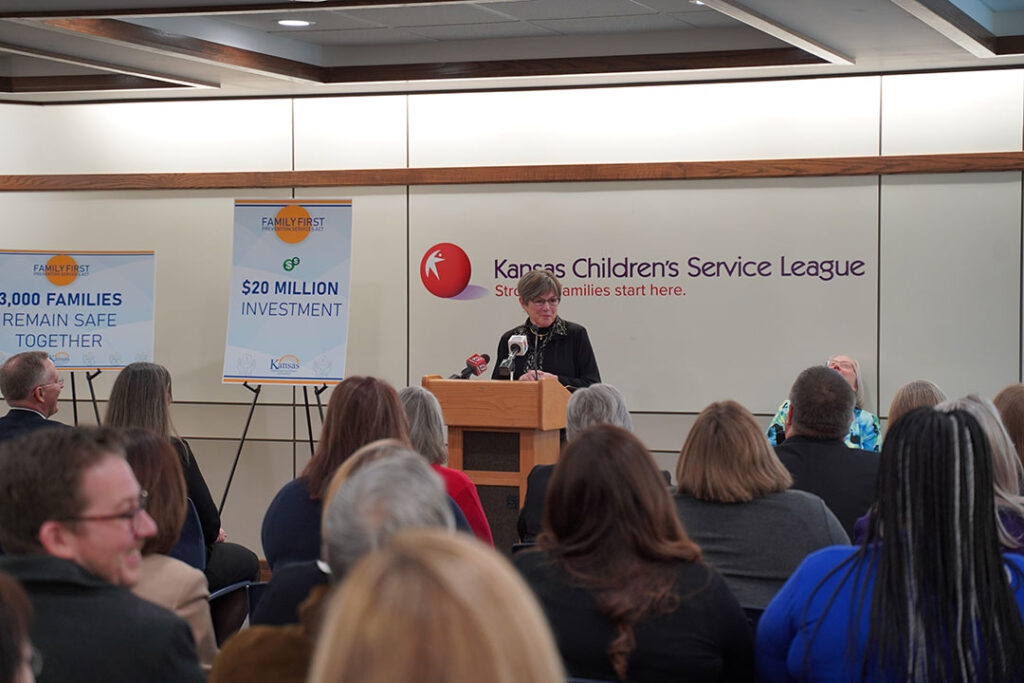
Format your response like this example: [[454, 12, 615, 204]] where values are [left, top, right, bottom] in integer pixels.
[[674, 400, 848, 609], [212, 452, 454, 683], [515, 424, 753, 682], [307, 529, 564, 683], [886, 379, 946, 428], [122, 429, 218, 673]]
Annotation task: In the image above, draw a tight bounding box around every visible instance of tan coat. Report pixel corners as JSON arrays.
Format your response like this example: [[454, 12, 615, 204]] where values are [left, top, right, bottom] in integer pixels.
[[132, 554, 219, 673]]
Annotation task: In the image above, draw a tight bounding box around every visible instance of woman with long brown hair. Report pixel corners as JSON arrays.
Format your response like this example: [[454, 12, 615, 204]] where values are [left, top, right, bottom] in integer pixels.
[[121, 428, 218, 673], [106, 362, 259, 592], [514, 424, 753, 682], [261, 376, 409, 570]]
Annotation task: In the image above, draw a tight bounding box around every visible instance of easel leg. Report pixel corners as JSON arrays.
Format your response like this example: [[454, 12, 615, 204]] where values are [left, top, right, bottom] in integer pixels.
[[219, 382, 261, 516], [87, 369, 102, 425]]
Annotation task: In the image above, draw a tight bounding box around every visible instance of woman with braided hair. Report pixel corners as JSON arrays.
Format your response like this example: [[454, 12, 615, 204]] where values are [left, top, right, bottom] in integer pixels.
[[757, 407, 1024, 682]]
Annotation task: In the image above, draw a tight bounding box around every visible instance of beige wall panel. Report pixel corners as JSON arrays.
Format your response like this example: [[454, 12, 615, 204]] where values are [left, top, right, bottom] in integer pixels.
[[0, 100, 293, 174], [173, 401, 296, 441], [293, 96, 408, 170], [296, 187, 409, 387], [409, 77, 881, 167], [881, 70, 1024, 155], [879, 173, 1021, 412]]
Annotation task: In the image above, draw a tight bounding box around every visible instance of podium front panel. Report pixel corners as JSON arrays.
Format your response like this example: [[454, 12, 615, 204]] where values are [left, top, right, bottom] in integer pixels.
[[462, 431, 519, 472], [476, 484, 519, 557]]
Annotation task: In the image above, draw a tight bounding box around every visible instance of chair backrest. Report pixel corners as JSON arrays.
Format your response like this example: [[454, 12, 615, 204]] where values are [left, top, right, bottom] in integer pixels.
[[168, 498, 206, 571]]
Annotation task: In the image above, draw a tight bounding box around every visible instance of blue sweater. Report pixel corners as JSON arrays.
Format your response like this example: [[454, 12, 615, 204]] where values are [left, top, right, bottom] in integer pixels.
[[756, 545, 1024, 682]]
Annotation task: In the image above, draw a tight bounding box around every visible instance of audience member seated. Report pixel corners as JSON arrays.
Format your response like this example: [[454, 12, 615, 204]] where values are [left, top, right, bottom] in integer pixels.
[[0, 352, 66, 442], [211, 452, 454, 683], [106, 362, 259, 592], [0, 571, 38, 683], [514, 424, 754, 682], [399, 385, 493, 545], [774, 366, 878, 537], [756, 407, 1024, 682], [0, 427, 204, 683], [309, 529, 565, 683], [120, 429, 218, 672], [766, 355, 880, 451], [886, 379, 946, 428], [517, 383, 633, 543], [940, 395, 1024, 549], [995, 382, 1024, 467], [261, 376, 409, 570], [673, 400, 848, 609], [252, 438, 472, 628]]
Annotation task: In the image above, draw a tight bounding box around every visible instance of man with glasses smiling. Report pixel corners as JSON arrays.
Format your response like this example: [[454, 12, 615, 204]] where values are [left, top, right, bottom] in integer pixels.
[[0, 427, 204, 683], [0, 352, 67, 442]]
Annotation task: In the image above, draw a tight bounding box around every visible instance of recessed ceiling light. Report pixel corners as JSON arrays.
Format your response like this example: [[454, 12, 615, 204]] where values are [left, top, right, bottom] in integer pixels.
[[278, 19, 314, 27]]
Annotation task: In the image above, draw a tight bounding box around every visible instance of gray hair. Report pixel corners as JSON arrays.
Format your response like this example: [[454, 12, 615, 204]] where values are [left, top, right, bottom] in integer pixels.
[[398, 386, 447, 465], [565, 383, 632, 440], [937, 394, 1024, 549], [0, 351, 51, 402], [322, 452, 454, 577], [516, 269, 561, 305]]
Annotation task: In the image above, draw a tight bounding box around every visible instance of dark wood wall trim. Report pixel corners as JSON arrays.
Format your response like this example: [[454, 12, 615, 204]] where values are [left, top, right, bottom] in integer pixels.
[[2, 151, 1023, 192]]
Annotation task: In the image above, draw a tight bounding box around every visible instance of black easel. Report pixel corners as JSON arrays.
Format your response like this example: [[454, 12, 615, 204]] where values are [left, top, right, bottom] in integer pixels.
[[68, 369, 102, 426], [219, 382, 261, 515], [219, 382, 326, 516]]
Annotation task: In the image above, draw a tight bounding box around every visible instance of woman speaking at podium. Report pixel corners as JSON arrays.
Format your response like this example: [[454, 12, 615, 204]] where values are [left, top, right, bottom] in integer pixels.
[[492, 269, 601, 391]]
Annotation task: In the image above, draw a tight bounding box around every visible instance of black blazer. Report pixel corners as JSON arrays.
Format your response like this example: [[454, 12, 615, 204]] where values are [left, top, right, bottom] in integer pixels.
[[775, 434, 879, 538], [0, 555, 204, 683], [0, 408, 65, 442]]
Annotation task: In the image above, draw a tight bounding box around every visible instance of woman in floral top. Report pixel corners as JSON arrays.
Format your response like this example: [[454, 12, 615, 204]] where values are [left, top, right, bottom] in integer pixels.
[[766, 355, 881, 452]]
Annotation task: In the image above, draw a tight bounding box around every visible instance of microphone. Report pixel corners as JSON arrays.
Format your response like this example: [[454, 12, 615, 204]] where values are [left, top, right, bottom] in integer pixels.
[[449, 353, 490, 379], [500, 335, 528, 371]]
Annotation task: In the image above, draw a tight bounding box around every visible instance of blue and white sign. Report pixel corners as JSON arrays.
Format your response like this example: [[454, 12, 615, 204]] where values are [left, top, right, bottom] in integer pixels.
[[223, 199, 352, 385], [0, 250, 155, 370]]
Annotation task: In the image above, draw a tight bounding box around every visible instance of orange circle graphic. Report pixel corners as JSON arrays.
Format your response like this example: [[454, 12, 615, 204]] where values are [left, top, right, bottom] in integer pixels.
[[274, 206, 312, 244], [45, 254, 78, 287]]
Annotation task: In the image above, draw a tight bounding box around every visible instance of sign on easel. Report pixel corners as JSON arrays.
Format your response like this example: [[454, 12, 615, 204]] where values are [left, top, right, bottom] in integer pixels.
[[222, 199, 352, 385], [0, 250, 155, 369]]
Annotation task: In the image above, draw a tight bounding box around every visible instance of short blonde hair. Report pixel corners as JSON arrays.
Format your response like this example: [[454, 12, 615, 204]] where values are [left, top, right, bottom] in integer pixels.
[[307, 529, 564, 683], [888, 379, 946, 427], [676, 400, 792, 503]]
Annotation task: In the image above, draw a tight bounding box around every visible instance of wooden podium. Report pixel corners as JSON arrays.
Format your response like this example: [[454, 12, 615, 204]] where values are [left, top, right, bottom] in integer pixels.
[[422, 374, 570, 551]]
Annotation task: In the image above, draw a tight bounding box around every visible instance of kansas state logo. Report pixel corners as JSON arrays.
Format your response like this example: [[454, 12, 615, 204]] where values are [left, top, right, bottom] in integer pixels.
[[421, 243, 472, 298], [270, 354, 301, 373]]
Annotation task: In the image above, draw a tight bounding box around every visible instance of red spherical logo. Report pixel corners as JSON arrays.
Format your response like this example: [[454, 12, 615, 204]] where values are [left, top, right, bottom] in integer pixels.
[[420, 242, 471, 298]]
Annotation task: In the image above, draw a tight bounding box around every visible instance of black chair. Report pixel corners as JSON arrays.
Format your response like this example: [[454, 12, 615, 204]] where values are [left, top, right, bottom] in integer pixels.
[[742, 605, 765, 633], [170, 498, 252, 645]]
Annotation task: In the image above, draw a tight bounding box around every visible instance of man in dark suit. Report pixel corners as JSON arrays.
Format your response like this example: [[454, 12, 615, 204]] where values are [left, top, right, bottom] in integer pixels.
[[0, 351, 65, 441], [0, 427, 204, 683], [774, 365, 879, 538]]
